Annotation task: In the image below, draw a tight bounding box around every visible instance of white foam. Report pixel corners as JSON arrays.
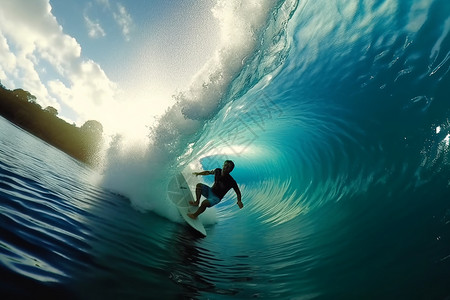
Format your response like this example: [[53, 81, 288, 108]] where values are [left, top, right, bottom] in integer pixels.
[[178, 0, 277, 120]]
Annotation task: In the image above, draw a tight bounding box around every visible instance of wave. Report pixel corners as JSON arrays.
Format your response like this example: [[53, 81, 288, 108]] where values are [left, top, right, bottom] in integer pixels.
[[99, 0, 450, 230], [99, 0, 299, 222]]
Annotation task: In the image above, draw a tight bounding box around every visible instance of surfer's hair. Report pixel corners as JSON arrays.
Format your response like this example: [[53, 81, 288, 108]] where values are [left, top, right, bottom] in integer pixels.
[[224, 160, 235, 171]]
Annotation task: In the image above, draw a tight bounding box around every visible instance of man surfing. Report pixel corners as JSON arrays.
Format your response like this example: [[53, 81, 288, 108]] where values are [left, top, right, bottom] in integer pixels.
[[187, 160, 243, 219]]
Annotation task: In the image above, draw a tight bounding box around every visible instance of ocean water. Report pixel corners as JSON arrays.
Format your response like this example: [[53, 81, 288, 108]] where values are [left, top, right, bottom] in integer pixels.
[[1, 0, 450, 299]]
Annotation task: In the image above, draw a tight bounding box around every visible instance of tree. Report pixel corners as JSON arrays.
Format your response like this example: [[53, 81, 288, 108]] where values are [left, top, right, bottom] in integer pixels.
[[81, 120, 103, 135], [12, 88, 37, 103], [80, 120, 103, 162], [44, 106, 58, 116]]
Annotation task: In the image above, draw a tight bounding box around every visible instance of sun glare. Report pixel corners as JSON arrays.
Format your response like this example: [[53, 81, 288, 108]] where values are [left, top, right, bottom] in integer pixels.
[[97, 88, 174, 143]]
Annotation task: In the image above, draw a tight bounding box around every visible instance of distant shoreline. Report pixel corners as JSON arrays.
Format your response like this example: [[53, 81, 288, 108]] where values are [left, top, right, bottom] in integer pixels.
[[0, 84, 103, 166]]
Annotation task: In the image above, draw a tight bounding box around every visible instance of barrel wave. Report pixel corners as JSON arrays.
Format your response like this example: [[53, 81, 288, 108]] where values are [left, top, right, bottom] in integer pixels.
[[1, 0, 450, 298]]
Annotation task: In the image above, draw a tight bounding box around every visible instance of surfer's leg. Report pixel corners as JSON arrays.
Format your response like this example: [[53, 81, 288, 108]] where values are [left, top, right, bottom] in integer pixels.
[[188, 200, 211, 219], [190, 183, 203, 206]]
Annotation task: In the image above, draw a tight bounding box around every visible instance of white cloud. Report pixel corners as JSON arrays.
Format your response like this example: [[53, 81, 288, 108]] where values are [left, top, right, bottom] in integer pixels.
[[87, 1, 133, 41], [0, 0, 121, 131], [96, 0, 111, 9], [84, 14, 106, 39], [89, 0, 133, 41], [0, 33, 17, 80], [84, 2, 106, 39], [113, 3, 133, 41], [48, 59, 120, 127]]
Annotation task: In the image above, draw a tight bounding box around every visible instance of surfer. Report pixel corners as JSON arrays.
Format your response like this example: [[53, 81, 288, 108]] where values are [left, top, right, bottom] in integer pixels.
[[187, 160, 243, 219]]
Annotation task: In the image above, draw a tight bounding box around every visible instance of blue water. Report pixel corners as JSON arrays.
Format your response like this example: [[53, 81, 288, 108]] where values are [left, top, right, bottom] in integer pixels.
[[1, 0, 450, 298]]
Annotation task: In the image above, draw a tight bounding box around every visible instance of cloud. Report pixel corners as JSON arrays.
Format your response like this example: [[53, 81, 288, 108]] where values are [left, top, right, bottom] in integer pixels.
[[0, 0, 121, 130], [89, 0, 133, 41], [0, 33, 17, 82], [96, 0, 111, 9], [48, 59, 119, 122], [84, 14, 106, 39], [84, 2, 106, 39], [113, 3, 133, 41]]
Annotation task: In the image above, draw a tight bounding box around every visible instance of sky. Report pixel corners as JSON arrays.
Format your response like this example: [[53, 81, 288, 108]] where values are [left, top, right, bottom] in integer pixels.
[[0, 0, 220, 137]]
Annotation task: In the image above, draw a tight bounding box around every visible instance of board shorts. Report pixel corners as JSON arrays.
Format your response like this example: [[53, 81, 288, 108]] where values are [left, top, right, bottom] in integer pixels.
[[200, 184, 221, 207]]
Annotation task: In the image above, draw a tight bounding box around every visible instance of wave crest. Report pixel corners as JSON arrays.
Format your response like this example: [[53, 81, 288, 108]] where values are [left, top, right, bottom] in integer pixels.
[[99, 0, 294, 218]]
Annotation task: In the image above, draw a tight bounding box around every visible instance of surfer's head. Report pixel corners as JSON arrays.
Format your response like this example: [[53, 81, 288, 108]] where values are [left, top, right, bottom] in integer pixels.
[[223, 160, 235, 174]]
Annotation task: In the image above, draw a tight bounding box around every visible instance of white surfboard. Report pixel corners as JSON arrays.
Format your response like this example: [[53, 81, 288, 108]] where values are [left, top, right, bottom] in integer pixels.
[[167, 172, 207, 237]]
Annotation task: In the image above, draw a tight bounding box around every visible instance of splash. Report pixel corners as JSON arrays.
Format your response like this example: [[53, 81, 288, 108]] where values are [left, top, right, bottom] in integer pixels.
[[99, 0, 285, 221]]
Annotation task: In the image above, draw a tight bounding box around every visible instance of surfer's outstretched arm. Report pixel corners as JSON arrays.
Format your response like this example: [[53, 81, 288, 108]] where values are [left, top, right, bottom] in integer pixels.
[[234, 186, 243, 209], [193, 170, 214, 176]]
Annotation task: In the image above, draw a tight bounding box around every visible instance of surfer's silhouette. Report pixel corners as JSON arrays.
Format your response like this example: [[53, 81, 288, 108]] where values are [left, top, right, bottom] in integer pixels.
[[188, 160, 243, 219]]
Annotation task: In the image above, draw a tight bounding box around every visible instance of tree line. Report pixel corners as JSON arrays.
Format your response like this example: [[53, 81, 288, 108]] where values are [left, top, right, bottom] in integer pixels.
[[0, 82, 103, 166]]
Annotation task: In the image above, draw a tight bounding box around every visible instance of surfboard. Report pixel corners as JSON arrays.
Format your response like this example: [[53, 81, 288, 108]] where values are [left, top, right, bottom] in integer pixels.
[[167, 172, 207, 237]]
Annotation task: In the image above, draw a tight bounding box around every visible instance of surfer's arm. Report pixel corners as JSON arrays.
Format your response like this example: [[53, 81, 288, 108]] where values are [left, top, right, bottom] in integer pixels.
[[193, 170, 214, 176], [234, 186, 243, 209]]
